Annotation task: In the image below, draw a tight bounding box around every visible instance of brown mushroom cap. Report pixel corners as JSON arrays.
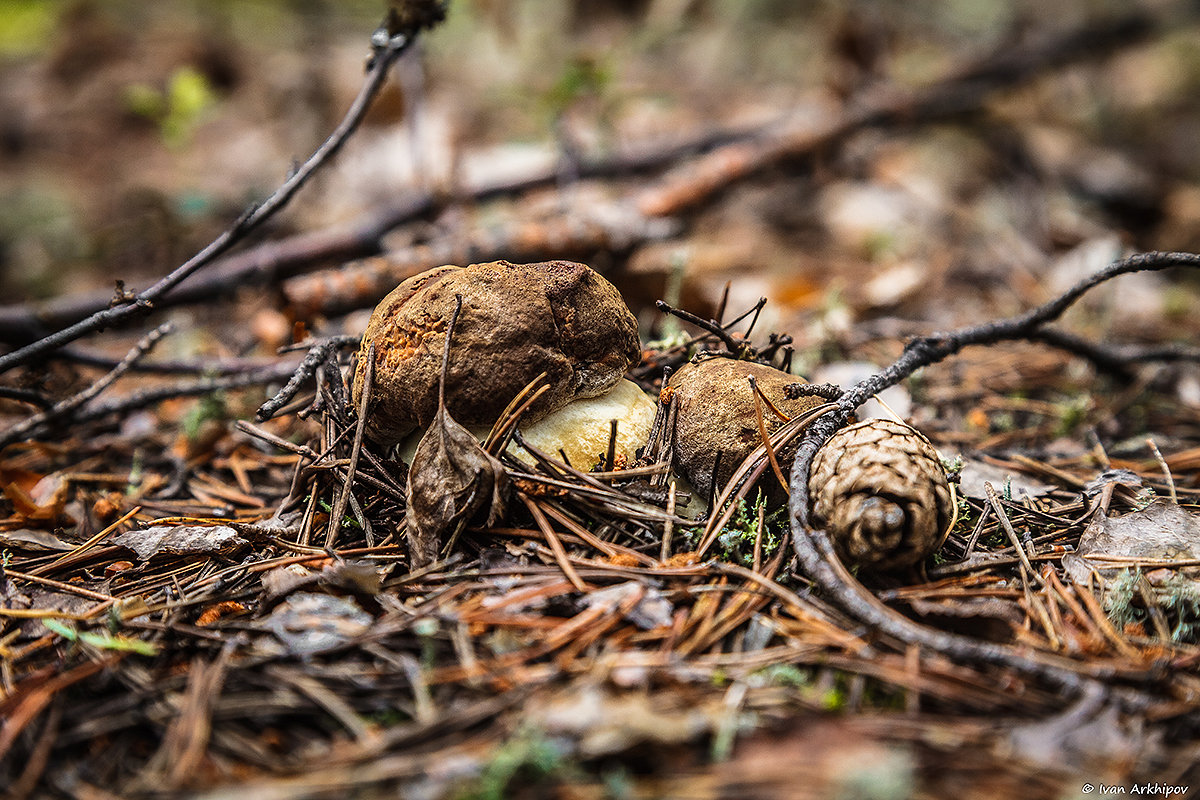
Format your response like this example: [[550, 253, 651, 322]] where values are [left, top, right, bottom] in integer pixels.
[[353, 260, 641, 446], [669, 357, 828, 502]]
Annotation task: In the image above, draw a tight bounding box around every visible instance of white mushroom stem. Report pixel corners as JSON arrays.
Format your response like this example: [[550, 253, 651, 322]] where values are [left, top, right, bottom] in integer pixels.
[[399, 379, 657, 470]]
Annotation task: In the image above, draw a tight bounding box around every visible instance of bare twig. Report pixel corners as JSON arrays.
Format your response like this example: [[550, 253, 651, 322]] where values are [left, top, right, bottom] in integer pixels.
[[0, 386, 53, 409], [257, 336, 359, 421], [0, 323, 172, 448], [0, 11, 444, 375], [64, 361, 305, 427], [1024, 327, 1200, 377], [788, 251, 1200, 702], [326, 345, 374, 548]]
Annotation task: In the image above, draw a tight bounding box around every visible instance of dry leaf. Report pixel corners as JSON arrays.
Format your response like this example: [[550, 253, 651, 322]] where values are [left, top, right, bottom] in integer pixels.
[[406, 404, 508, 568], [404, 294, 509, 568], [113, 524, 250, 561], [0, 528, 74, 552], [1077, 501, 1200, 563]]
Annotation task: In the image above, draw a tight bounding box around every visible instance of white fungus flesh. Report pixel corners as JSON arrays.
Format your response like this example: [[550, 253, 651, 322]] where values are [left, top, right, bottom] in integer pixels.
[[399, 379, 656, 470]]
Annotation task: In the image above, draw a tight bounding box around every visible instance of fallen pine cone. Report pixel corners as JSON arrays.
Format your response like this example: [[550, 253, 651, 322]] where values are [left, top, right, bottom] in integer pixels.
[[808, 418, 953, 571]]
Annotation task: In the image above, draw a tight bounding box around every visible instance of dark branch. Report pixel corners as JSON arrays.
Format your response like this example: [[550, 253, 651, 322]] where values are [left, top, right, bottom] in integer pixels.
[[1023, 327, 1200, 378], [788, 250, 1200, 703], [0, 12, 444, 375], [256, 336, 360, 421]]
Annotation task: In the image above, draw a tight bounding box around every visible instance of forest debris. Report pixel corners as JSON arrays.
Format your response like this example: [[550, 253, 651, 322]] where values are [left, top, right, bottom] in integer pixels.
[[1004, 686, 1151, 775], [584, 582, 673, 630], [904, 597, 1023, 642], [818, 181, 931, 258], [352, 260, 640, 446], [957, 459, 1053, 501], [862, 260, 927, 308], [112, 524, 251, 561], [320, 560, 386, 597], [808, 419, 952, 570], [528, 684, 720, 758], [812, 361, 912, 421], [669, 357, 829, 501], [1070, 501, 1200, 575], [260, 593, 372, 656], [262, 564, 320, 602], [0, 529, 74, 552]]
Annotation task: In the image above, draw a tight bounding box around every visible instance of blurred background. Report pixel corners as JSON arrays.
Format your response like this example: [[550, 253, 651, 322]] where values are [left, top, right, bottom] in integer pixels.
[[2, 0, 1199, 364]]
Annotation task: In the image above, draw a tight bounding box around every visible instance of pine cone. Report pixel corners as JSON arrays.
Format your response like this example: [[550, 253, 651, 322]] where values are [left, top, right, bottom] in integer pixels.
[[808, 419, 952, 570]]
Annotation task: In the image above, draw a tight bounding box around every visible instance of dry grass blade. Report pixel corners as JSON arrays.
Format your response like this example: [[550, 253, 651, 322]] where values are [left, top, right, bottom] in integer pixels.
[[984, 482, 1044, 588], [326, 344, 373, 547], [696, 402, 837, 557], [482, 372, 550, 455], [518, 493, 589, 592], [749, 376, 790, 494]]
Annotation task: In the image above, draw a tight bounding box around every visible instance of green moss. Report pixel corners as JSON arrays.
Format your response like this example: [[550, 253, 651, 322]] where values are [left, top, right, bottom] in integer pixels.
[[1104, 569, 1141, 630], [458, 727, 569, 800], [0, 0, 58, 56], [123, 66, 220, 148], [712, 495, 787, 567], [183, 391, 228, 443]]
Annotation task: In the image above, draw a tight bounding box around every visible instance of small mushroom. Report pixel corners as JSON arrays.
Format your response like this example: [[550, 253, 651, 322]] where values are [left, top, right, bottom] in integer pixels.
[[353, 260, 642, 447], [668, 357, 829, 503]]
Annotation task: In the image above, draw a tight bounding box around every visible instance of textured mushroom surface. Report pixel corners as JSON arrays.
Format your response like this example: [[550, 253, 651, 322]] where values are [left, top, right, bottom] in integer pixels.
[[808, 418, 952, 570], [353, 260, 641, 446], [669, 357, 828, 501]]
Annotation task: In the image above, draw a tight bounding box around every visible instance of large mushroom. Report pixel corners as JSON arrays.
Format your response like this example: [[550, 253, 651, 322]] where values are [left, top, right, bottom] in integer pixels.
[[353, 260, 643, 448], [668, 357, 830, 503]]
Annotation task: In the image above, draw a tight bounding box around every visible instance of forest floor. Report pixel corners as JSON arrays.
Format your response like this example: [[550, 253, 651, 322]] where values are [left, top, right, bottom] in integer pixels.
[[3, 3, 1200, 798]]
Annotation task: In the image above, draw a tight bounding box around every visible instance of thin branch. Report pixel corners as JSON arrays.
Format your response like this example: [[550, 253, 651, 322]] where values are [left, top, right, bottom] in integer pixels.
[[0, 386, 53, 409], [65, 361, 304, 428], [52, 348, 298, 376], [787, 251, 1200, 703], [654, 301, 744, 356], [0, 323, 172, 448], [257, 336, 360, 421], [1023, 327, 1200, 377], [0, 11, 444, 375]]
